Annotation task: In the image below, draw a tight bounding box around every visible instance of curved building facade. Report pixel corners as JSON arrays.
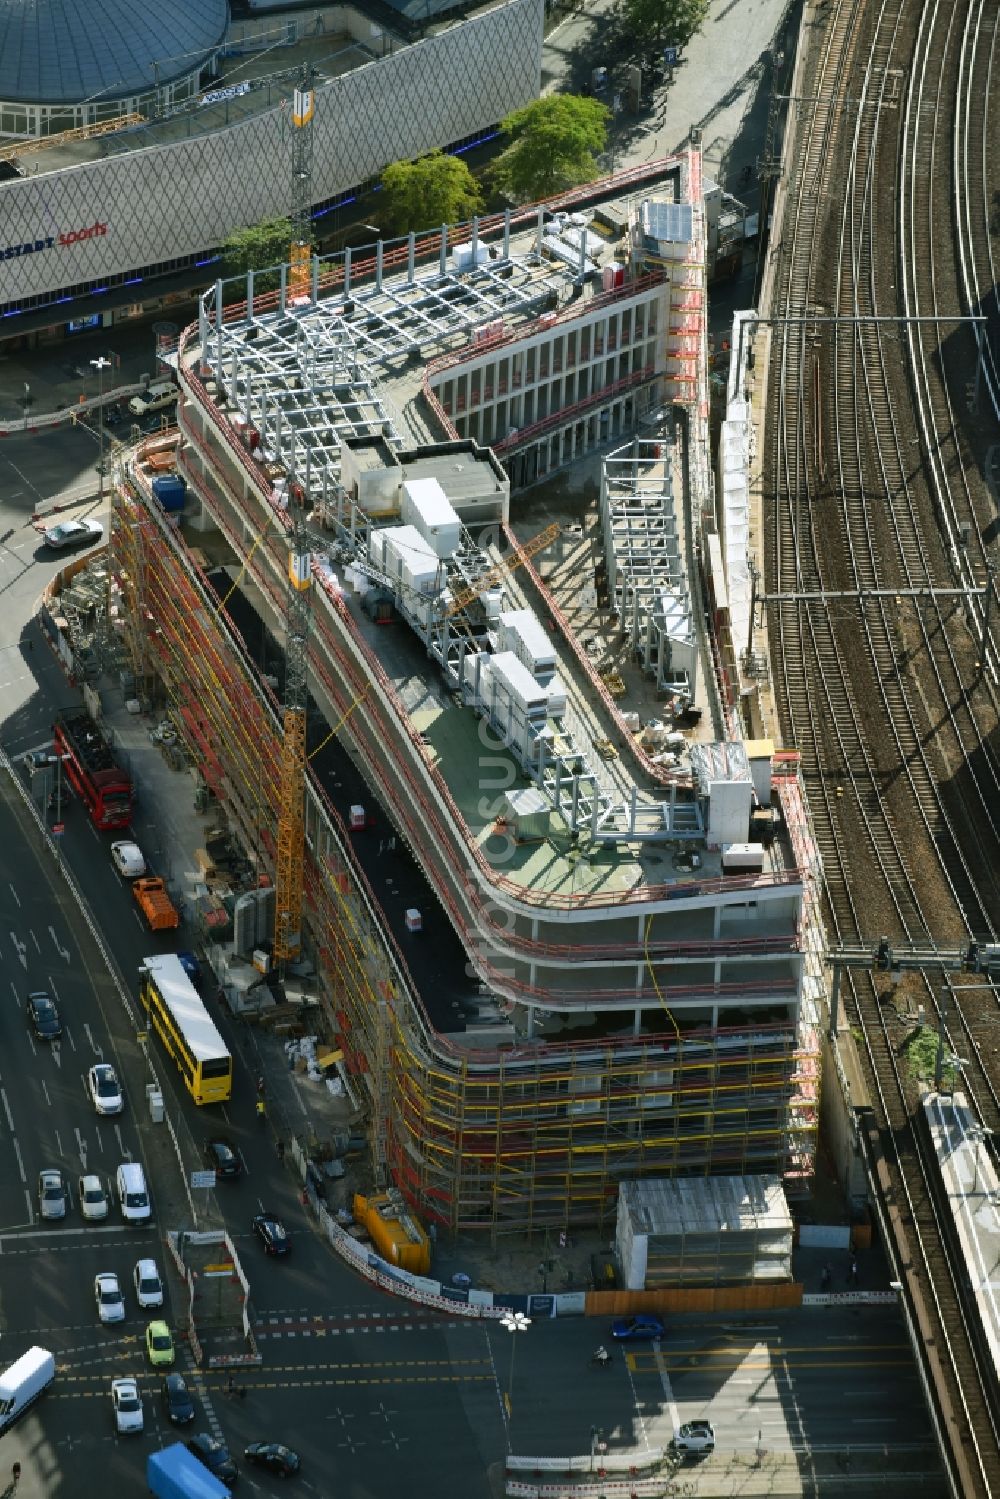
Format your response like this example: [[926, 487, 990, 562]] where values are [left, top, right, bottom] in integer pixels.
[[0, 0, 227, 137], [0, 0, 543, 320]]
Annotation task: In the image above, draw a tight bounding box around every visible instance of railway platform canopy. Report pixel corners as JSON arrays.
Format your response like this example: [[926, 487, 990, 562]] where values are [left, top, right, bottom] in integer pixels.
[[922, 1092, 1000, 1391]]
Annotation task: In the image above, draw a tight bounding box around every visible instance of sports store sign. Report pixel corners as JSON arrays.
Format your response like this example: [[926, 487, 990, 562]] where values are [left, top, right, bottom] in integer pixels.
[[2, 219, 108, 261]]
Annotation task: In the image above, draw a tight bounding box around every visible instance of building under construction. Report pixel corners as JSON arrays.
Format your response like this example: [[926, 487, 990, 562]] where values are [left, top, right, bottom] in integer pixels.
[[108, 148, 821, 1237]]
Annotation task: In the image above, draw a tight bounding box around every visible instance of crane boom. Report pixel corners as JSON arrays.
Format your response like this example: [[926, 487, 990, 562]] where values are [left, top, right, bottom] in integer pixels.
[[442, 523, 560, 617], [0, 114, 144, 164]]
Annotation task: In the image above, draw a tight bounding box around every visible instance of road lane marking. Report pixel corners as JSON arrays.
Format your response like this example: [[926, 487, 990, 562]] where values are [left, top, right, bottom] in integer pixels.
[[13, 1137, 26, 1184], [48, 926, 70, 962], [1, 1087, 14, 1130], [651, 1344, 679, 1435], [8, 885, 20, 907], [9, 931, 27, 968]]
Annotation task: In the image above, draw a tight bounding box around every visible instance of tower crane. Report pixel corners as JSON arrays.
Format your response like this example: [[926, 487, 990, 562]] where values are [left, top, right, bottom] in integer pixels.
[[288, 68, 315, 300], [442, 523, 560, 617], [272, 68, 317, 966]]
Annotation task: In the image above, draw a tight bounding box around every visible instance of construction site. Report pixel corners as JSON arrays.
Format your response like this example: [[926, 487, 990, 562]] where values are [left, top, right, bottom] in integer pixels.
[[37, 121, 824, 1238]]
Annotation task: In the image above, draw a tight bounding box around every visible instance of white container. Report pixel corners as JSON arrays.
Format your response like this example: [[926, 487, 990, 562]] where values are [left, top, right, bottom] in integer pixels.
[[498, 609, 556, 681], [490, 652, 549, 718], [405, 908, 422, 932], [721, 841, 765, 871], [350, 805, 366, 830], [401, 478, 461, 559]]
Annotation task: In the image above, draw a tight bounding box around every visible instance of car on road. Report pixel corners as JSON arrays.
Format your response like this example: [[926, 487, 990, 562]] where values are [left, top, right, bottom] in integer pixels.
[[145, 1320, 174, 1366], [38, 1167, 66, 1220], [245, 1442, 300, 1478], [78, 1173, 109, 1221], [110, 839, 146, 878], [252, 1212, 290, 1257], [672, 1420, 716, 1456], [95, 1272, 125, 1324], [115, 1160, 151, 1222], [188, 1434, 238, 1485], [134, 1257, 164, 1309], [611, 1314, 664, 1341], [87, 1062, 124, 1115], [161, 1371, 195, 1425], [40, 517, 104, 551], [27, 990, 62, 1041], [111, 1376, 143, 1435], [204, 1136, 242, 1179]]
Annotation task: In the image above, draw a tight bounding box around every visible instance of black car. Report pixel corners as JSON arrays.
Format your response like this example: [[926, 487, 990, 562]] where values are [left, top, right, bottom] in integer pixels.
[[27, 990, 62, 1041], [204, 1137, 241, 1179], [161, 1372, 195, 1425], [188, 1434, 238, 1484], [244, 1443, 300, 1478], [252, 1212, 290, 1257]]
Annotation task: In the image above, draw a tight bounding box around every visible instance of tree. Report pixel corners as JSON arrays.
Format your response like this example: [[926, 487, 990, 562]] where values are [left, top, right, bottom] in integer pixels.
[[622, 0, 709, 51], [490, 95, 609, 204], [379, 151, 483, 236], [222, 217, 296, 279]]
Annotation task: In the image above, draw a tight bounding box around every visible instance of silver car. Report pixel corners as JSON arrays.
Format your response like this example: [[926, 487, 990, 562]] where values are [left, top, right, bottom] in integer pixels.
[[38, 1167, 66, 1220], [40, 517, 104, 551]]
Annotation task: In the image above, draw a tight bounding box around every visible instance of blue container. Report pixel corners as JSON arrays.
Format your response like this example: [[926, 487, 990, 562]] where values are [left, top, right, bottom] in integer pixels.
[[152, 475, 187, 513]]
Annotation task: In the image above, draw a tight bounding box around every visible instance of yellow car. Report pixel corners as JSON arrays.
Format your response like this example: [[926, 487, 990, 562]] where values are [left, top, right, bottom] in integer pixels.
[[145, 1321, 175, 1367]]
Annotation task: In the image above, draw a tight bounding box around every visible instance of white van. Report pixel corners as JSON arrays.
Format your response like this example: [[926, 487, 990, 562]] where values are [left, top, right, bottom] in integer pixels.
[[0, 1347, 55, 1431], [116, 1161, 151, 1223], [128, 381, 178, 418]]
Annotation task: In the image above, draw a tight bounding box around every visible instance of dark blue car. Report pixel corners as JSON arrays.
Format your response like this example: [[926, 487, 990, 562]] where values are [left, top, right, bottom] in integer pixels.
[[611, 1314, 665, 1341]]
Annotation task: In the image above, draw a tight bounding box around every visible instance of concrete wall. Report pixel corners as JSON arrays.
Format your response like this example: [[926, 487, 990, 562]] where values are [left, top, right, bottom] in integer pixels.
[[0, 0, 543, 308]]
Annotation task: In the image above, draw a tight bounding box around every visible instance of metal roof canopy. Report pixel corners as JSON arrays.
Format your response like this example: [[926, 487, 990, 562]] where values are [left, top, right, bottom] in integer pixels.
[[618, 1173, 792, 1237]]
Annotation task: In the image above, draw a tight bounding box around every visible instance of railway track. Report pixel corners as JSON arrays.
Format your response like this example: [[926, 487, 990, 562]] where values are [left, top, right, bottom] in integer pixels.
[[762, 0, 1000, 1490]]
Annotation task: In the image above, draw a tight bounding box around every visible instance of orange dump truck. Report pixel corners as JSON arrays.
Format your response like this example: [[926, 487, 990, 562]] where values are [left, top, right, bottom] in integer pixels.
[[133, 877, 179, 931], [352, 1191, 431, 1276]]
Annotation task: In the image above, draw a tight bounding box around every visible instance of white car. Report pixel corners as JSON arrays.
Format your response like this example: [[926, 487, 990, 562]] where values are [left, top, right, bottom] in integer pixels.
[[111, 1376, 143, 1435], [95, 1272, 125, 1324], [134, 1258, 164, 1310], [673, 1420, 716, 1455], [87, 1062, 124, 1116], [79, 1174, 109, 1221], [110, 840, 146, 878]]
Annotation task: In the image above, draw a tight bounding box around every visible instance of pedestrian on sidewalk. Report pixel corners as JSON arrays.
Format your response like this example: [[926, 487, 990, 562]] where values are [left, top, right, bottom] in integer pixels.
[[850, 1255, 858, 1287], [226, 1374, 236, 1397], [820, 1262, 831, 1292], [276, 1139, 285, 1164]]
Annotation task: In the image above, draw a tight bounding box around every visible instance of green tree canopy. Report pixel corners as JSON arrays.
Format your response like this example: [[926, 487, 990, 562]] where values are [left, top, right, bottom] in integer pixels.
[[491, 94, 609, 203], [622, 0, 709, 50], [379, 150, 484, 236], [222, 217, 296, 279]]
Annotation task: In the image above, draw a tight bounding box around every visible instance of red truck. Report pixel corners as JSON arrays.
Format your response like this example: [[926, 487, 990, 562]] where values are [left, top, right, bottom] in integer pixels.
[[53, 711, 132, 830]]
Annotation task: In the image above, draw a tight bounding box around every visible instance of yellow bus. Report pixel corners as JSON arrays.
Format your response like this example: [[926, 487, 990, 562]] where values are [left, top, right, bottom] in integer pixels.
[[139, 953, 232, 1104]]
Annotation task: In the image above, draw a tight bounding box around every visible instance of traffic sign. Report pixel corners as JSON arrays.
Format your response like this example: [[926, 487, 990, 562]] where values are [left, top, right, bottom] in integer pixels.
[[664, 46, 678, 65], [52, 822, 65, 836], [190, 1170, 216, 1189]]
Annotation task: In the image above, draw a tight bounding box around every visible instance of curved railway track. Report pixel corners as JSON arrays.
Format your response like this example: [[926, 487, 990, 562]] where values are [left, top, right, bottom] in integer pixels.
[[762, 0, 1000, 1490]]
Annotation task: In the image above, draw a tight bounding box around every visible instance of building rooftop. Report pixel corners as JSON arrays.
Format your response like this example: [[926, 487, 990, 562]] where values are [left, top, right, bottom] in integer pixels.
[[0, 0, 227, 105]]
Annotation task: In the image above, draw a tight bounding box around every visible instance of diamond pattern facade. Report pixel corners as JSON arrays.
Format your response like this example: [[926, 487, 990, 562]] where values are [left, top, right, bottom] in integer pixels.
[[0, 0, 542, 307]]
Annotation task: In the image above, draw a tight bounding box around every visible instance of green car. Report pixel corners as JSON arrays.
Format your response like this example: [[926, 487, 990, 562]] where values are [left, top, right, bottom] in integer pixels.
[[145, 1321, 175, 1367]]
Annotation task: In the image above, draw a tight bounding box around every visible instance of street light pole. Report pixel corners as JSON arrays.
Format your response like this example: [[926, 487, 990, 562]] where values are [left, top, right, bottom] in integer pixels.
[[499, 1310, 530, 1447], [90, 355, 111, 502]]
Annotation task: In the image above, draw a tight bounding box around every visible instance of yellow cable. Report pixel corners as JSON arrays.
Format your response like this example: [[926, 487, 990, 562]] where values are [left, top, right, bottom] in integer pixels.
[[307, 681, 372, 759], [644, 911, 681, 1044]]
